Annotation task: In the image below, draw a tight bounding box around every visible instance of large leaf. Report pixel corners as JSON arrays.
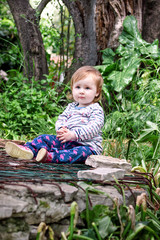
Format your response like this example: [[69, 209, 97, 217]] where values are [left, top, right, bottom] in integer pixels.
[[119, 15, 146, 48], [101, 48, 115, 65], [140, 39, 160, 59], [116, 43, 138, 58], [95, 63, 116, 76], [107, 55, 140, 92], [119, 16, 160, 59], [81, 204, 111, 225], [98, 216, 117, 238]]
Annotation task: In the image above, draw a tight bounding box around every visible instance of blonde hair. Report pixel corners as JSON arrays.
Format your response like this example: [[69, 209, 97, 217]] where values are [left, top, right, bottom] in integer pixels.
[[70, 66, 103, 102]]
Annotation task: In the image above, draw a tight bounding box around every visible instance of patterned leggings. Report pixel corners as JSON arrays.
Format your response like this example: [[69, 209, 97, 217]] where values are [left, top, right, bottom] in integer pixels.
[[25, 134, 96, 164]]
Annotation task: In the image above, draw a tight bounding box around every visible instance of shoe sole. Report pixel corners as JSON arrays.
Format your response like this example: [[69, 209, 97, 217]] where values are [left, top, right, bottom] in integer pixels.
[[5, 142, 33, 160], [36, 148, 47, 162]]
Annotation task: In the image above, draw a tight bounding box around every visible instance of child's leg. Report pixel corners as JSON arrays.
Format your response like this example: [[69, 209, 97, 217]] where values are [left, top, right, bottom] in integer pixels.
[[36, 144, 95, 163], [5, 134, 62, 160], [52, 145, 95, 163], [25, 134, 62, 157]]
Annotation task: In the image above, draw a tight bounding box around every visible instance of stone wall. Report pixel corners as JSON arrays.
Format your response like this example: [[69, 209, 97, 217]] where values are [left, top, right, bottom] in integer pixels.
[[0, 147, 144, 240]]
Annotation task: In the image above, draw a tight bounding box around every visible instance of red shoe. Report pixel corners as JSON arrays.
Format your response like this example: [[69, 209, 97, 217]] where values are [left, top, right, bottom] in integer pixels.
[[36, 148, 52, 163], [5, 142, 34, 160]]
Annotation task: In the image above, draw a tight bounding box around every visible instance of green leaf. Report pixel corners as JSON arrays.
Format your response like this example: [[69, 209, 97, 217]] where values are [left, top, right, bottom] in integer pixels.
[[146, 121, 159, 132], [140, 39, 160, 59], [136, 121, 160, 143], [101, 48, 115, 65], [126, 223, 160, 240], [98, 216, 117, 238], [119, 15, 146, 48], [107, 56, 140, 92], [102, 84, 112, 105]]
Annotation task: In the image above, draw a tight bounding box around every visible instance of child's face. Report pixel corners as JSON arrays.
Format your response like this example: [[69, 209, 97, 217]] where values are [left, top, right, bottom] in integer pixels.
[[72, 76, 99, 107]]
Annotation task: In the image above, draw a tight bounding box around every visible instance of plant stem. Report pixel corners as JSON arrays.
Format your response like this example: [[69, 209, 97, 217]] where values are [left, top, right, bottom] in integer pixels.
[[86, 189, 90, 228], [92, 222, 102, 240], [72, 234, 93, 240]]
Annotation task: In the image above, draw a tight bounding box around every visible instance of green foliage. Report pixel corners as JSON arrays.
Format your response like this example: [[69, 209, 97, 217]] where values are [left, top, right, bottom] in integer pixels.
[[0, 1, 22, 71], [0, 70, 69, 140], [40, 18, 61, 63], [39, 1, 75, 73], [97, 16, 160, 164], [62, 186, 160, 240], [1, 0, 75, 78]]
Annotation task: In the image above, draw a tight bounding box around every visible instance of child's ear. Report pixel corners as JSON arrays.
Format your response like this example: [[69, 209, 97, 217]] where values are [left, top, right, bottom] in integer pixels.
[[95, 89, 100, 97]]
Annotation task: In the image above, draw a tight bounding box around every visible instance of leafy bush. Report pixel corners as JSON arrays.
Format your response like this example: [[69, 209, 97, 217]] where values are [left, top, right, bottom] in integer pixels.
[[0, 70, 69, 140], [60, 186, 160, 240], [97, 16, 160, 163]]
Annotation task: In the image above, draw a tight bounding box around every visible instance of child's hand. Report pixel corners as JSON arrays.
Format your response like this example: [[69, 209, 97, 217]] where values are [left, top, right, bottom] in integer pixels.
[[56, 126, 68, 135], [57, 127, 77, 143]]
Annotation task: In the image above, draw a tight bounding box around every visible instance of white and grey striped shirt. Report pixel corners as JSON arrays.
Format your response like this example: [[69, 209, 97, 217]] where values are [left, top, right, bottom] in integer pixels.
[[55, 102, 104, 154]]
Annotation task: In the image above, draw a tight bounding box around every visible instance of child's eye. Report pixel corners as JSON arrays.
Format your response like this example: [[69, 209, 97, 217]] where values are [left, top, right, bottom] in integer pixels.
[[86, 87, 90, 90], [76, 86, 80, 89]]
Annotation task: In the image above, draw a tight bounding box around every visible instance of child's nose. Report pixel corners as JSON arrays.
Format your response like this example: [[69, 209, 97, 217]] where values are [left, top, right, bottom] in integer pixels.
[[80, 88, 84, 93]]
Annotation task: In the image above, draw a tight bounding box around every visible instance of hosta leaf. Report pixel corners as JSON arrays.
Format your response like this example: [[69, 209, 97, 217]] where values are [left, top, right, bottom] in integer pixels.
[[107, 57, 140, 92]]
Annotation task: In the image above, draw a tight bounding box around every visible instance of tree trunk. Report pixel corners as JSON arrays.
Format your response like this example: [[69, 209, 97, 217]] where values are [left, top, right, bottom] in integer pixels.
[[95, 0, 143, 63], [142, 0, 160, 46], [62, 0, 98, 82], [7, 0, 48, 81], [62, 0, 143, 82]]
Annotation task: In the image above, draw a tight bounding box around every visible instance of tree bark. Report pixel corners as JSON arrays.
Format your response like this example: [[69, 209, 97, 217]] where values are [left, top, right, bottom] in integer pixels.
[[36, 0, 51, 17], [62, 0, 143, 82], [105, 0, 142, 49], [62, 0, 98, 82], [7, 0, 48, 81], [142, 0, 160, 46]]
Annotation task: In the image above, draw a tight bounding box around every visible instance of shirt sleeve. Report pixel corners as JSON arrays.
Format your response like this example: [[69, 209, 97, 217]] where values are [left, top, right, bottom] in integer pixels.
[[73, 107, 104, 141], [55, 104, 71, 131]]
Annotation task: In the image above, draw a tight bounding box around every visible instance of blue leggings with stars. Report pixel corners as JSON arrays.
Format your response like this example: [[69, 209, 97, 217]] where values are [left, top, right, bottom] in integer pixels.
[[25, 134, 96, 163]]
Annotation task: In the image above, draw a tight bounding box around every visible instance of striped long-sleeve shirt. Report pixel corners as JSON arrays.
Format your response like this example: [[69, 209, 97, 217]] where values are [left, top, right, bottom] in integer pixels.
[[55, 102, 104, 154]]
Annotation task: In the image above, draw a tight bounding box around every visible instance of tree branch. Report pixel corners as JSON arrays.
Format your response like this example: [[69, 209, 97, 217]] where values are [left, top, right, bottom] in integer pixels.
[[36, 0, 51, 17]]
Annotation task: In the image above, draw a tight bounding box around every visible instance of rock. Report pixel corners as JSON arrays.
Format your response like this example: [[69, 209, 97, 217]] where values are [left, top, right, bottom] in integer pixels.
[[77, 167, 125, 181], [0, 231, 29, 240], [0, 194, 28, 220], [75, 183, 123, 210], [85, 155, 132, 172]]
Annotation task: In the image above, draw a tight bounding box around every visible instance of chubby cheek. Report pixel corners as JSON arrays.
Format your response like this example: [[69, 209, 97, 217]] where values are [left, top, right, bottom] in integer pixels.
[[72, 90, 78, 100]]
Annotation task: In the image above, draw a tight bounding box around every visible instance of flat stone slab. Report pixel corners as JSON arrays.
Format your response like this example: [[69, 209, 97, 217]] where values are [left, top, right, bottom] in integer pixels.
[[85, 155, 132, 172], [77, 167, 125, 181]]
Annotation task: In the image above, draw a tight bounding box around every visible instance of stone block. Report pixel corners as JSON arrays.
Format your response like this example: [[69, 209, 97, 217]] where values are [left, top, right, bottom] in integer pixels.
[[60, 183, 78, 202], [0, 194, 28, 220], [0, 231, 29, 240], [85, 155, 132, 172], [77, 167, 125, 181], [75, 183, 123, 210]]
